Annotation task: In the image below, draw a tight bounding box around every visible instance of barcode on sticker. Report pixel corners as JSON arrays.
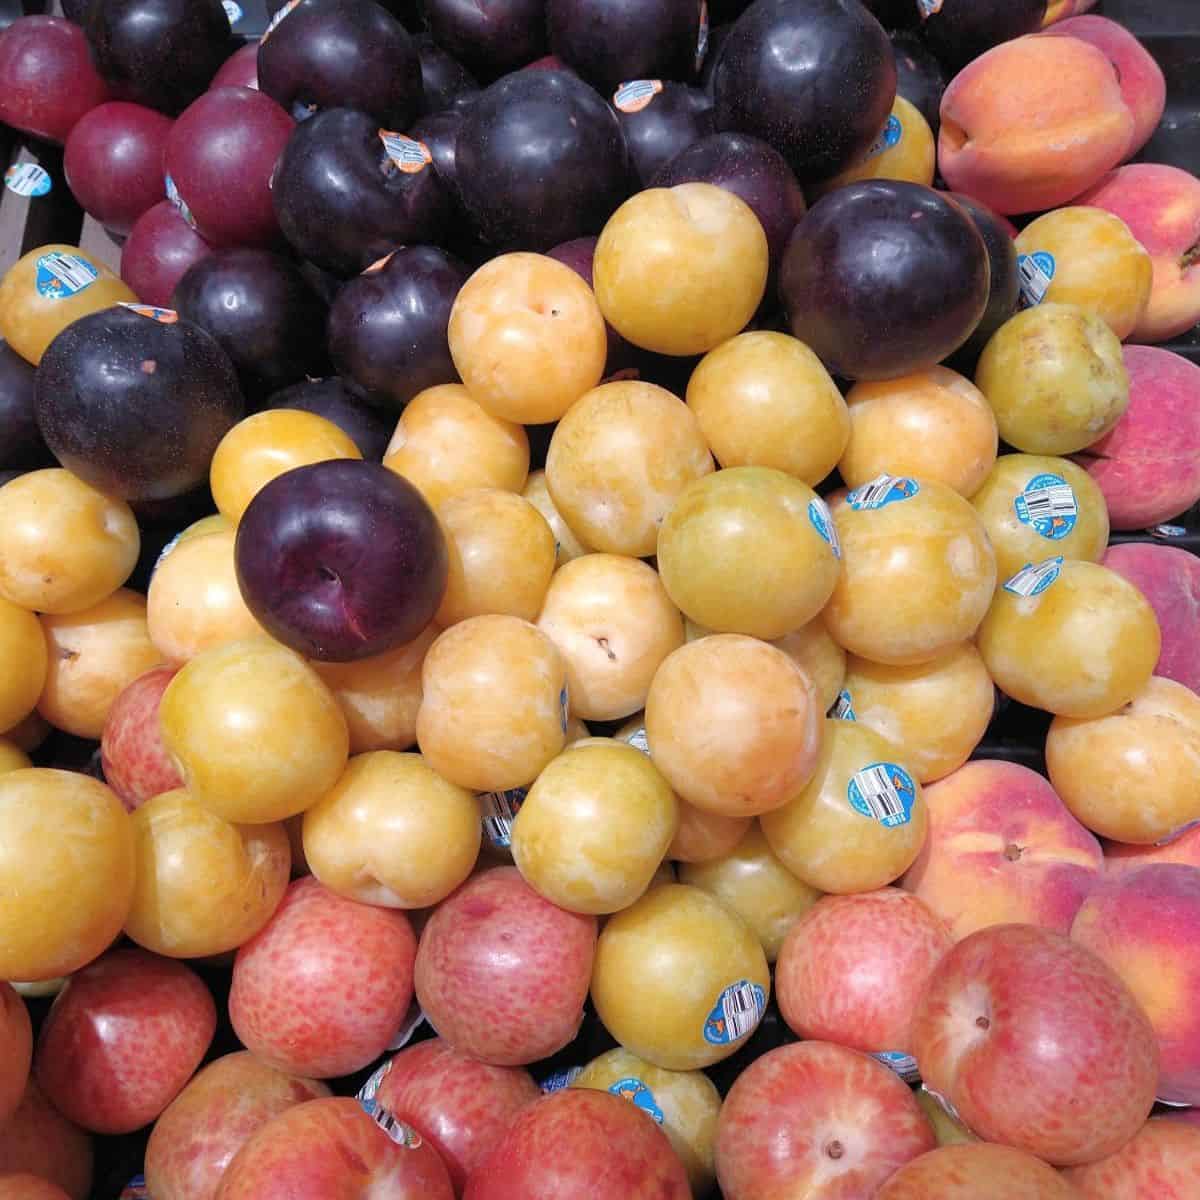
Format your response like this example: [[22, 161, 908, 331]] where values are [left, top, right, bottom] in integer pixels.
[[262, 0, 300, 40], [35, 252, 98, 299], [380, 131, 432, 173], [357, 1059, 393, 1106], [808, 497, 841, 557], [613, 80, 663, 114], [5, 163, 51, 197], [846, 474, 919, 510], [1017, 252, 1055, 308], [626, 726, 650, 755], [1002, 556, 1063, 598], [479, 788, 524, 848], [916, 0, 943, 16], [703, 979, 766, 1045], [847, 762, 916, 828], [371, 1105, 423, 1149], [830, 689, 856, 721], [873, 1050, 920, 1083], [1014, 474, 1076, 540]]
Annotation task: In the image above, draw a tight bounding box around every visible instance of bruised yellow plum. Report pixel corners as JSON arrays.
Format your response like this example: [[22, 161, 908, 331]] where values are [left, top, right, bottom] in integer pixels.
[[685, 331, 849, 485], [760, 719, 928, 894], [590, 883, 771, 1070], [824, 476, 996, 666], [0, 596, 46, 733], [545, 379, 714, 558], [511, 739, 677, 914], [977, 557, 1160, 718], [657, 467, 841, 640], [522, 469, 590, 566], [772, 619, 847, 714], [645, 635, 822, 817]]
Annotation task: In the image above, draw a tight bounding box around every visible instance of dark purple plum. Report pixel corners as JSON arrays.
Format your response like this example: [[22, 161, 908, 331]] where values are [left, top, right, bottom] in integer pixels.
[[945, 191, 1019, 367], [713, 0, 895, 183], [861, 0, 918, 30], [918, 0, 1046, 73], [653, 130, 806, 276], [409, 108, 465, 198], [234, 459, 448, 662], [35, 304, 244, 501], [85, 0, 235, 115], [265, 378, 392, 460], [272, 107, 452, 277], [779, 180, 989, 381], [421, 0, 546, 79], [699, 22, 733, 97], [456, 69, 631, 250], [327, 245, 469, 412], [0, 340, 50, 470], [268, 0, 421, 24], [172, 249, 329, 394], [546, 237, 638, 376], [258, 0, 422, 128], [891, 29, 945, 137], [415, 33, 480, 113], [299, 260, 345, 307], [547, 0, 701, 93], [61, 0, 93, 22], [612, 82, 713, 188]]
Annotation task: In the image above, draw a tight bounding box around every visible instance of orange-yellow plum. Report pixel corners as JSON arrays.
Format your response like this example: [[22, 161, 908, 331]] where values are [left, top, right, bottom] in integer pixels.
[[812, 96, 936, 196], [772, 619, 847, 715], [521, 469, 589, 566], [0, 597, 46, 733]]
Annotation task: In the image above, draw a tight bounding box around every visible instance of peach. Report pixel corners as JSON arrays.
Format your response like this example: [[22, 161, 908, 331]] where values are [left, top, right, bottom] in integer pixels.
[[1077, 346, 1200, 530], [1105, 823, 1200, 874], [1072, 865, 1200, 1105], [901, 760, 1103, 940], [877, 1143, 1079, 1199], [1043, 0, 1098, 24], [1063, 1115, 1200, 1199], [1047, 676, 1200, 844], [0, 1079, 93, 1200], [1077, 164, 1200, 344], [938, 35, 1135, 215]]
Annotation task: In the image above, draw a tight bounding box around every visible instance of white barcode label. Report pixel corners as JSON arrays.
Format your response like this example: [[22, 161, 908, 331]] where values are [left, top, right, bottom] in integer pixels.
[[1002, 555, 1063, 598], [846, 474, 920, 511], [1013, 472, 1077, 540], [695, 0, 709, 73], [830, 689, 856, 721], [478, 788, 525, 848], [865, 114, 903, 160], [613, 80, 663, 114], [703, 979, 766, 1045], [262, 0, 300, 41], [808, 497, 841, 558], [916, 0, 943, 16], [371, 1105, 424, 1149], [379, 131, 432, 174], [540, 1065, 582, 1092], [626, 726, 650, 755], [1017, 251, 1055, 308], [34, 252, 98, 300], [873, 1050, 920, 1082], [223, 0, 243, 23], [847, 762, 916, 828], [5, 163, 51, 197], [357, 1058, 393, 1107]]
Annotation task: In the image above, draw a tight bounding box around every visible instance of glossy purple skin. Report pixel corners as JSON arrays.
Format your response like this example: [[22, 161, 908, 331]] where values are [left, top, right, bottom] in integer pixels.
[[164, 87, 294, 248], [456, 69, 631, 251], [713, 0, 895, 183], [268, 0, 422, 24], [211, 42, 260, 90], [265, 378, 391, 461], [421, 0, 546, 80], [779, 180, 989, 381], [85, 0, 234, 116], [273, 107, 452, 277], [172, 248, 329, 393], [547, 0, 701, 93], [415, 33, 480, 114], [35, 305, 244, 501], [653, 130, 806, 273], [258, 0, 423, 128], [328, 245, 469, 412], [891, 30, 945, 137], [918, 0, 1046, 73], [409, 108, 465, 199], [234, 459, 448, 662], [546, 237, 638, 376], [0, 339, 49, 470], [614, 83, 713, 188], [699, 22, 733, 97], [121, 199, 214, 307], [945, 191, 1019, 366]]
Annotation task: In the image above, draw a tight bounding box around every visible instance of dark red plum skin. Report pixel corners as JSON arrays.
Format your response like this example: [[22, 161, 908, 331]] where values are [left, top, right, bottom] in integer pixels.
[[328, 245, 469, 413], [35, 305, 244, 501], [120, 200, 213, 308], [265, 378, 392, 461], [234, 459, 448, 662], [713, 0, 895, 183], [547, 0, 701, 93], [0, 340, 50, 470], [918, 0, 1047, 73], [891, 30, 945, 138], [779, 180, 990, 381], [421, 0, 546, 80], [273, 107, 452, 277], [415, 33, 480, 114], [172, 249, 329, 394], [456, 69, 631, 251], [85, 0, 234, 115], [258, 0, 423, 128], [614, 83, 713, 188]]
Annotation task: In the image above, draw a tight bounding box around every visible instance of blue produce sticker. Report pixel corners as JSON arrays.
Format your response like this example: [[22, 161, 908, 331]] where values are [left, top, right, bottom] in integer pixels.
[[609, 1077, 665, 1124], [808, 496, 841, 558], [1153, 524, 1188, 539], [5, 163, 51, 197], [866, 114, 903, 160], [223, 0, 243, 23], [120, 1178, 151, 1200], [1002, 555, 1063, 598], [379, 131, 431, 174], [34, 252, 98, 300], [478, 788, 525, 849], [916, 0, 943, 16], [703, 980, 766, 1045], [872, 1050, 920, 1083], [1014, 472, 1077, 540], [1017, 251, 1055, 308], [164, 172, 196, 229], [559, 684, 569, 732], [846, 474, 920, 511], [613, 80, 663, 114], [829, 688, 856, 722], [847, 762, 916, 828], [540, 1065, 582, 1092]]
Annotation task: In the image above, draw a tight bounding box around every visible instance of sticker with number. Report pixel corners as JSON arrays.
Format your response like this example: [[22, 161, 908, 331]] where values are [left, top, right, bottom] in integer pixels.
[[609, 1077, 665, 1123], [846, 474, 920, 511], [847, 762, 916, 829], [613, 80, 664, 114], [1013, 472, 1077, 540], [223, 0, 243, 24], [829, 689, 856, 722], [872, 1051, 920, 1083], [808, 496, 841, 558], [1002, 556, 1063, 599], [120, 303, 179, 324], [703, 979, 766, 1045], [379, 131, 432, 174], [4, 163, 51, 197], [262, 0, 301, 42], [34, 252, 98, 300], [1017, 251, 1056, 308], [540, 1065, 582, 1092], [865, 114, 903, 160], [478, 788, 525, 849]]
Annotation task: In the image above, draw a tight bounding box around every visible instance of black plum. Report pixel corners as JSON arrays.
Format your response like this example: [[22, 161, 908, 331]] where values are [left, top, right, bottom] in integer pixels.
[[85, 0, 234, 116], [891, 29, 945, 137], [328, 245, 469, 412], [613, 82, 713, 188], [234, 459, 448, 662], [919, 0, 1047, 73], [258, 0, 423, 128], [547, 0, 701, 93], [860, 0, 918, 30], [265, 378, 392, 460], [713, 0, 895, 183], [268, 0, 421, 23], [699, 22, 733, 97], [421, 0, 546, 79], [61, 0, 93, 22], [273, 107, 452, 276], [456, 69, 631, 250], [779, 180, 989, 381], [0, 339, 49, 470], [172, 249, 329, 395], [409, 108, 465, 198], [35, 305, 244, 501], [415, 33, 480, 113], [946, 192, 1020, 367]]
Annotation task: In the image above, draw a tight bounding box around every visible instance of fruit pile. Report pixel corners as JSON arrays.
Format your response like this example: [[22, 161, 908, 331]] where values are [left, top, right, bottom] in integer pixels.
[[1, 0, 1199, 1197]]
